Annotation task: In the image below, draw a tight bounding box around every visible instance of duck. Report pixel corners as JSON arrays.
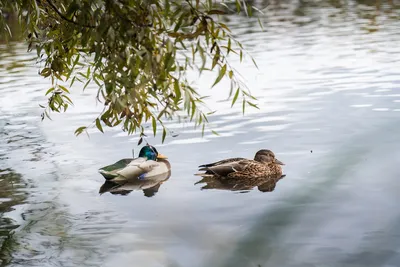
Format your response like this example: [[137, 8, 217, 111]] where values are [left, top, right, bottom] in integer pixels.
[[98, 145, 170, 183], [197, 149, 284, 180]]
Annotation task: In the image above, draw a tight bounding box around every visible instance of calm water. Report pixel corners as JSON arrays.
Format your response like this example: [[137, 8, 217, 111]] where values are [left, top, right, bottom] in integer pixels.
[[1, 2, 400, 266]]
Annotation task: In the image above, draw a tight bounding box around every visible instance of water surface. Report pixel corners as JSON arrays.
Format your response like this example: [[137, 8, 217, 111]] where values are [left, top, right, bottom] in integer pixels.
[[1, 2, 400, 266]]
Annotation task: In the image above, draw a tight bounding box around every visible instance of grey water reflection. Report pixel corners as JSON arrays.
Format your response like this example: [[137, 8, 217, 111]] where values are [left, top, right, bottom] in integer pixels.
[[1, 1, 400, 266], [0, 169, 26, 266]]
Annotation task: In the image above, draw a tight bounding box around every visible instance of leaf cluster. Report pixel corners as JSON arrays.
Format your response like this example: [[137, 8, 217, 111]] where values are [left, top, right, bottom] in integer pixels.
[[1, 0, 260, 141]]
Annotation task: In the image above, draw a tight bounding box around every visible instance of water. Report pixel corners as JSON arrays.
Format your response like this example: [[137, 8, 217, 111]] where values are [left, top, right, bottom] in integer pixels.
[[1, 1, 400, 266]]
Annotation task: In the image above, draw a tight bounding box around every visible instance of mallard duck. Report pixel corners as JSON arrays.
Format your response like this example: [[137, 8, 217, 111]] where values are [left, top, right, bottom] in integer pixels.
[[198, 149, 284, 179], [98, 145, 170, 183]]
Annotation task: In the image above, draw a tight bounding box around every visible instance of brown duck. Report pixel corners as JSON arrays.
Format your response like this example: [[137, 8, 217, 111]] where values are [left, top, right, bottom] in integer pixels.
[[197, 149, 284, 180]]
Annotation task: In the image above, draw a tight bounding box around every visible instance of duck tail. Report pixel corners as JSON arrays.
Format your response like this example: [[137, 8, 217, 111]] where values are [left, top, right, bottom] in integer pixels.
[[198, 167, 215, 175], [198, 163, 214, 168]]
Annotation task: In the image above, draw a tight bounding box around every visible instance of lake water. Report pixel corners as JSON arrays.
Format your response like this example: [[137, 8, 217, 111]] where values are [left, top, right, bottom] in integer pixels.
[[1, 1, 400, 266]]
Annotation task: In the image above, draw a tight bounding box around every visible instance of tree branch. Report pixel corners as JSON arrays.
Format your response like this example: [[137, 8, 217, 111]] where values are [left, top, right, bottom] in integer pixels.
[[44, 0, 95, 29]]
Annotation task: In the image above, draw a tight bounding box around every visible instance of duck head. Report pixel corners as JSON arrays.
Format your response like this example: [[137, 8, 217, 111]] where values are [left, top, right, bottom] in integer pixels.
[[254, 149, 284, 165], [138, 145, 168, 160]]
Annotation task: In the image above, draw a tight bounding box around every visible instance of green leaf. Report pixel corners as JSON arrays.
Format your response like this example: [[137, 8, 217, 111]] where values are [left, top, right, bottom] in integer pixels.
[[45, 87, 55, 96], [235, 0, 241, 12], [211, 51, 219, 70], [211, 130, 219, 136], [152, 116, 157, 136], [247, 101, 259, 109], [41, 68, 51, 78], [219, 23, 231, 32], [197, 44, 206, 70], [95, 118, 104, 133], [62, 94, 74, 105], [53, 72, 64, 81], [4, 24, 11, 38], [44, 111, 52, 121], [70, 76, 76, 87], [212, 64, 226, 88], [174, 80, 181, 103], [258, 17, 264, 31], [74, 126, 87, 136], [58, 85, 70, 94], [208, 10, 226, 15], [83, 79, 91, 91], [210, 42, 217, 53], [207, 0, 212, 9], [191, 100, 196, 120], [247, 3, 252, 16], [161, 128, 167, 143], [231, 88, 240, 107]]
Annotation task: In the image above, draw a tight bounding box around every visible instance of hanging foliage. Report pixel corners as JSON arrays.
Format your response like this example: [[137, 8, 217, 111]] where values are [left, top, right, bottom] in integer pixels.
[[0, 0, 260, 141]]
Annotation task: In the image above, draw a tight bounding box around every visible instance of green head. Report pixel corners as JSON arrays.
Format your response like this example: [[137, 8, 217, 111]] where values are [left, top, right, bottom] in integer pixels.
[[138, 145, 167, 161]]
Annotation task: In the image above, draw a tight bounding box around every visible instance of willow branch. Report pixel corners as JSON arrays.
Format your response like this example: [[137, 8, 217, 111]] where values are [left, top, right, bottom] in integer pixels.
[[44, 0, 96, 29]]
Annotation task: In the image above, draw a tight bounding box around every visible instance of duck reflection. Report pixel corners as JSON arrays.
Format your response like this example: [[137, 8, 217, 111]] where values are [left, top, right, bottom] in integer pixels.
[[195, 174, 285, 192], [99, 171, 171, 197]]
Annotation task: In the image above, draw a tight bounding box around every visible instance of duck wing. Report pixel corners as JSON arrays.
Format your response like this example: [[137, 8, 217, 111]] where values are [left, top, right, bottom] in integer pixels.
[[116, 158, 160, 179], [227, 161, 273, 179], [198, 157, 246, 168], [98, 158, 133, 179], [199, 160, 251, 176]]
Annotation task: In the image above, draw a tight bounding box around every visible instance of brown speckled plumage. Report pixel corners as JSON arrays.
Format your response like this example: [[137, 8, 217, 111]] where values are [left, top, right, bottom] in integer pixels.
[[198, 149, 284, 180]]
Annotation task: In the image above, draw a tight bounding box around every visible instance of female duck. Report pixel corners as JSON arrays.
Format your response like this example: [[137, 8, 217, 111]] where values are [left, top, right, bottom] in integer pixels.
[[198, 149, 284, 179], [99, 145, 170, 183]]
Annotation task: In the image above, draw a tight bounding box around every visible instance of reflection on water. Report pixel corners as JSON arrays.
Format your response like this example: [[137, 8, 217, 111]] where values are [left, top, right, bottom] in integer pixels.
[[1, 1, 400, 266], [99, 171, 172, 197], [195, 174, 285, 193], [0, 169, 26, 266]]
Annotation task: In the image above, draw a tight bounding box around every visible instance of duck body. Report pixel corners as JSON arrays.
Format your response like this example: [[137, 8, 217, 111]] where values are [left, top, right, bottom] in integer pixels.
[[99, 170, 171, 197], [198, 149, 284, 180], [99, 145, 170, 183]]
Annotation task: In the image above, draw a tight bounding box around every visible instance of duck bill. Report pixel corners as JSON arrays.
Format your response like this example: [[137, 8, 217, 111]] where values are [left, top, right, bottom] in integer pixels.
[[274, 159, 285, 165], [157, 153, 168, 159]]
